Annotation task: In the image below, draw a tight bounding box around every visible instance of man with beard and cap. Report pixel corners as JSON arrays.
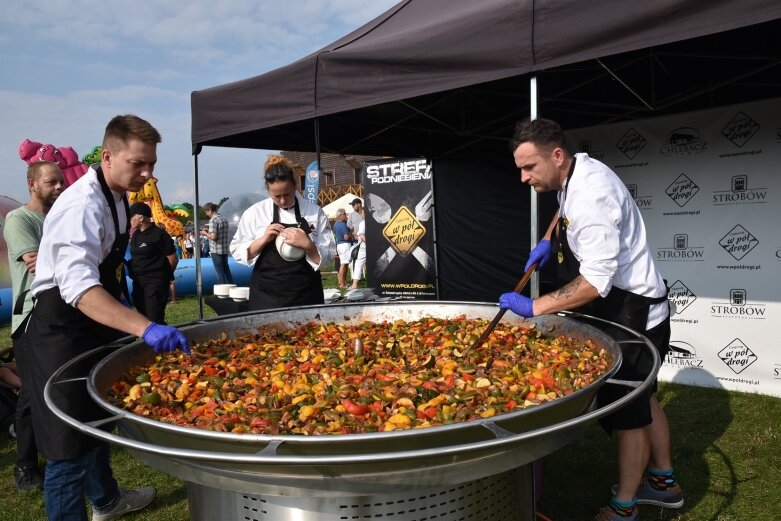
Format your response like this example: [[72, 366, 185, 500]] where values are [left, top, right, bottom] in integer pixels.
[[4, 160, 65, 491], [18, 114, 190, 521]]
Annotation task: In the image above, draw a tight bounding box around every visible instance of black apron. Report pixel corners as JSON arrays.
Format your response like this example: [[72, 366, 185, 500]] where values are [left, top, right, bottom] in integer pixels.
[[22, 167, 129, 460], [248, 199, 324, 310]]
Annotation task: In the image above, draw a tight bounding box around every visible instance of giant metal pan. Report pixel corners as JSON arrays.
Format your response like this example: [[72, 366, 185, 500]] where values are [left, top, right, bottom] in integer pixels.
[[46, 302, 659, 495]]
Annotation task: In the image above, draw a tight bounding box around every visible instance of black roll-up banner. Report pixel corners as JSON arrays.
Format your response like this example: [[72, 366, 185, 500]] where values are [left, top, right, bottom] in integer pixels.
[[361, 158, 437, 299]]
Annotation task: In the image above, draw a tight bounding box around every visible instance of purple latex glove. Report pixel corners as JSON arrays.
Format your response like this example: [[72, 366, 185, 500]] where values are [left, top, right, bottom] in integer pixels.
[[525, 239, 553, 272], [142, 323, 191, 355], [499, 292, 535, 318]]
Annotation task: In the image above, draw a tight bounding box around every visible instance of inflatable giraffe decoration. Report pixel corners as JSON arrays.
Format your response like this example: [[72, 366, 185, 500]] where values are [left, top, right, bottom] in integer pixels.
[[128, 178, 185, 238]]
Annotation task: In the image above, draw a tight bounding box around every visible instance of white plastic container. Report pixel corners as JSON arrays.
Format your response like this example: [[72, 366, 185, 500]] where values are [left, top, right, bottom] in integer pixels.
[[213, 284, 237, 298], [229, 286, 250, 302]]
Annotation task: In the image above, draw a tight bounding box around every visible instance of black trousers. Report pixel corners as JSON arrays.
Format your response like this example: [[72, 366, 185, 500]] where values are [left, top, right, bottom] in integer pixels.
[[11, 329, 39, 468], [132, 277, 170, 324]]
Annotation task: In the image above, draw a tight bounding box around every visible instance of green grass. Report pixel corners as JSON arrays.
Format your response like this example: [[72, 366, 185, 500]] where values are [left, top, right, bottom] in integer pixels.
[[1, 286, 779, 520]]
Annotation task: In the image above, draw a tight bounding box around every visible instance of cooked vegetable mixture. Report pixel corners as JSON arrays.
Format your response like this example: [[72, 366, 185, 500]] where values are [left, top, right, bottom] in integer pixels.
[[109, 316, 610, 435]]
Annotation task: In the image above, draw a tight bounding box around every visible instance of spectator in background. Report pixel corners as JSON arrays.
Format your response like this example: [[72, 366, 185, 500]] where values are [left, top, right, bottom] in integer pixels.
[[200, 228, 210, 257], [171, 235, 183, 259], [350, 208, 367, 289], [183, 231, 194, 258], [3, 160, 64, 491], [128, 203, 178, 323], [201, 202, 233, 284], [347, 197, 364, 241], [333, 208, 351, 288]]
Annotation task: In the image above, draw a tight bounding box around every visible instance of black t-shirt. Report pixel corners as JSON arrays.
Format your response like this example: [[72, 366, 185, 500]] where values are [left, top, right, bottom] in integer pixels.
[[130, 226, 176, 281]]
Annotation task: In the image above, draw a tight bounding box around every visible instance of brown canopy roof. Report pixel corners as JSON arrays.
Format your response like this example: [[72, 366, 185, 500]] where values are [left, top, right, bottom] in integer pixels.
[[192, 0, 781, 157]]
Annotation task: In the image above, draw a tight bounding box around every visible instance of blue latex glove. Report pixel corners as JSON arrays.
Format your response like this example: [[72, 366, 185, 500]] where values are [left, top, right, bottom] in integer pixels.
[[499, 292, 535, 318], [525, 239, 553, 272], [142, 323, 191, 355]]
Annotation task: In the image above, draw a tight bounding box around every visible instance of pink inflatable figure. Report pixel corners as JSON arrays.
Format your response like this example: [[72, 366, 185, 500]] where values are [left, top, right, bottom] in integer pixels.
[[18, 139, 89, 188]]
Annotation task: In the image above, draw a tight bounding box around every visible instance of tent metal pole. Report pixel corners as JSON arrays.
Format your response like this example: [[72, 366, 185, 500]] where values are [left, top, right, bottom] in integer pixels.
[[314, 119, 322, 197], [192, 146, 204, 320], [529, 76, 539, 299]]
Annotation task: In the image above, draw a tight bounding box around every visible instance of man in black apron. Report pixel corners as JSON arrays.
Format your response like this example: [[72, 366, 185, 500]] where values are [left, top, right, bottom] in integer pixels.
[[499, 118, 683, 521], [18, 115, 189, 521], [229, 155, 336, 311]]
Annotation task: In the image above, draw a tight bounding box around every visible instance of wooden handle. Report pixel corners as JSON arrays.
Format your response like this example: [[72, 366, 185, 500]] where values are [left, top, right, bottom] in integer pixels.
[[464, 262, 537, 356]]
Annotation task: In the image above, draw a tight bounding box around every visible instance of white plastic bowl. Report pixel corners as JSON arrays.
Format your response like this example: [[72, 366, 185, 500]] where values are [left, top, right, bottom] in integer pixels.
[[213, 284, 237, 298], [229, 286, 250, 302], [275, 235, 306, 261]]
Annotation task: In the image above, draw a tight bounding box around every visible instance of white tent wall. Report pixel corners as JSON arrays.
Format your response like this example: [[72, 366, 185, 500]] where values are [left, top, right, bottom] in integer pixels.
[[565, 97, 781, 397], [322, 193, 361, 219]]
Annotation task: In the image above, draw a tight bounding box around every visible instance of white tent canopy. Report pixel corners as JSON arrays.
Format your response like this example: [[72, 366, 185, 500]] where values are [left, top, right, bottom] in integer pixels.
[[321, 193, 361, 219]]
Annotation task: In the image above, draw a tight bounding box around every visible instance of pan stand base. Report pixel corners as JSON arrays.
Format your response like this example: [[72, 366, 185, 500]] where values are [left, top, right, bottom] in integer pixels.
[[186, 464, 536, 521]]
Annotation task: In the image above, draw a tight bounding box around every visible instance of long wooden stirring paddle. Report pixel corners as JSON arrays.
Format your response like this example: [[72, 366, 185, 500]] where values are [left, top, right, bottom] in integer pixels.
[[463, 263, 537, 357]]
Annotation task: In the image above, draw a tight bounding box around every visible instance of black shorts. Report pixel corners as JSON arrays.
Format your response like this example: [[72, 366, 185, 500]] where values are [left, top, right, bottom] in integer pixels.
[[597, 316, 671, 433]]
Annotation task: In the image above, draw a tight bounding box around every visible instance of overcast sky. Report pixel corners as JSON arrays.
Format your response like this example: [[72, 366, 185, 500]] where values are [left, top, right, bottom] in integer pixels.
[[0, 0, 399, 204]]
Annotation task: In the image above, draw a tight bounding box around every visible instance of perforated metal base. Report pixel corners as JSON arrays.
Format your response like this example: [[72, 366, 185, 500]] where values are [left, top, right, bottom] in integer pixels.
[[187, 465, 535, 521]]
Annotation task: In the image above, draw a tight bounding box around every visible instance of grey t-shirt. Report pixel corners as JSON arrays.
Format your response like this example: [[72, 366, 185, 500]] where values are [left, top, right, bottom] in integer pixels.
[[347, 211, 364, 240], [3, 205, 45, 334]]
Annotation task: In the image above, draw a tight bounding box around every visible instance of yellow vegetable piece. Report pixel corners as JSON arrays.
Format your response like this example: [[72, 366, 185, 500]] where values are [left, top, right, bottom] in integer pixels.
[[388, 413, 412, 427], [299, 406, 316, 421], [480, 407, 496, 418]]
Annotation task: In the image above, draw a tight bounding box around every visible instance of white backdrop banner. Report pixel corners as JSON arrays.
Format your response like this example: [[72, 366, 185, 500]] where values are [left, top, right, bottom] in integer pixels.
[[565, 98, 781, 397]]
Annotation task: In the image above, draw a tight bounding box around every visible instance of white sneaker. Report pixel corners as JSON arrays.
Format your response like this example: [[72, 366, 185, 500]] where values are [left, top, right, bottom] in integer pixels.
[[92, 487, 156, 521]]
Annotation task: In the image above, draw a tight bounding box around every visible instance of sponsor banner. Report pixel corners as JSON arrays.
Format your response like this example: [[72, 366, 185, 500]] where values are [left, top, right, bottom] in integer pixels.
[[361, 158, 437, 299], [567, 97, 781, 396], [303, 161, 320, 204]]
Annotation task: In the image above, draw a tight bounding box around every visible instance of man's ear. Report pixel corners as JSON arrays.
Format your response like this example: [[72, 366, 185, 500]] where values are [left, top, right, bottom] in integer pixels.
[[552, 147, 566, 167], [101, 147, 112, 169]]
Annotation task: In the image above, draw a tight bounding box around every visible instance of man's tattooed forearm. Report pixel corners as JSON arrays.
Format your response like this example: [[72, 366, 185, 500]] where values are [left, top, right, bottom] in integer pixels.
[[551, 277, 581, 301]]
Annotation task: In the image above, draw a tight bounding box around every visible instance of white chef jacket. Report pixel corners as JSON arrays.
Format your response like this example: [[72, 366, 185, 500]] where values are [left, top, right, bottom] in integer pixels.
[[230, 194, 335, 271], [31, 167, 128, 306], [559, 153, 668, 329]]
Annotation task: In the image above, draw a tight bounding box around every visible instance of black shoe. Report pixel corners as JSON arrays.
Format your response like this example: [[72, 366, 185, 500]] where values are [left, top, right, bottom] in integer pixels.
[[13, 465, 43, 492]]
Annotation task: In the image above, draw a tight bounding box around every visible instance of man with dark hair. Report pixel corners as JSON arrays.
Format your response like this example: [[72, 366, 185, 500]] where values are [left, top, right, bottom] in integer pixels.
[[4, 160, 64, 491], [201, 202, 233, 284], [19, 114, 189, 521], [500, 118, 682, 521]]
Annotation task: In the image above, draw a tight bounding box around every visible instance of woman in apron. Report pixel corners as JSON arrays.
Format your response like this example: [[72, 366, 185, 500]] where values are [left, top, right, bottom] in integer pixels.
[[230, 155, 336, 310]]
